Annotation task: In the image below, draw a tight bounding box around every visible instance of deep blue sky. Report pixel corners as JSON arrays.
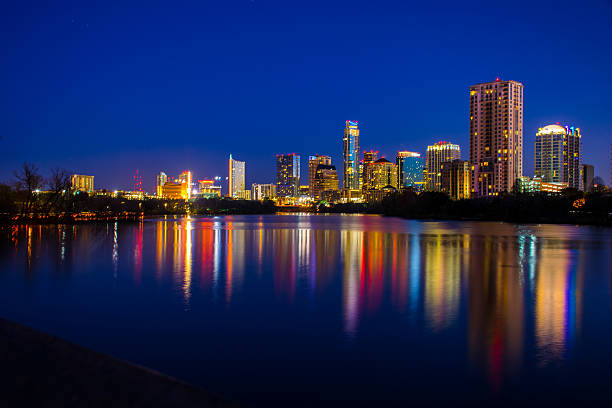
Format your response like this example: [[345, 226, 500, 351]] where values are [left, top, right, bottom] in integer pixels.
[[1, 0, 611, 192]]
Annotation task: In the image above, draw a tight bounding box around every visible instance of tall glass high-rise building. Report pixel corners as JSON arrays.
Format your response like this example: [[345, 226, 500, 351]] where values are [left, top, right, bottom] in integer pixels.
[[396, 151, 424, 190], [469, 79, 524, 196], [343, 120, 360, 190], [534, 124, 582, 190], [276, 153, 300, 197], [228, 154, 245, 198], [425, 142, 460, 191]]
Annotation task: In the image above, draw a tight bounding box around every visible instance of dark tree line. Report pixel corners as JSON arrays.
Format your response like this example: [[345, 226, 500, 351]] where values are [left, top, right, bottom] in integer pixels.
[[3, 163, 610, 226], [374, 189, 612, 225], [319, 188, 612, 225], [0, 163, 278, 225], [1, 163, 72, 216]]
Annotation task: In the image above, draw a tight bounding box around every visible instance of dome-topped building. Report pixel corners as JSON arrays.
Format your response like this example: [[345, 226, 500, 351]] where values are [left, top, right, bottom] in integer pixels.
[[535, 124, 582, 190], [538, 124, 567, 135]]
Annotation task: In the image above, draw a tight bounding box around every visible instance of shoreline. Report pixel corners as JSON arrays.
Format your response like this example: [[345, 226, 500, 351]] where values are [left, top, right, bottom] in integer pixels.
[[1, 211, 610, 228], [0, 317, 238, 407]]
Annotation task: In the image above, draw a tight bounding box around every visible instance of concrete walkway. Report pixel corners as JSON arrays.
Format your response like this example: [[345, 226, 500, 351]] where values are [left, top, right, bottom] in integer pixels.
[[0, 318, 240, 407]]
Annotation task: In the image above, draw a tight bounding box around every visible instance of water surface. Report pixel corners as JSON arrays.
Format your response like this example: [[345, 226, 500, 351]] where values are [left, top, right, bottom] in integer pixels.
[[1, 215, 611, 406]]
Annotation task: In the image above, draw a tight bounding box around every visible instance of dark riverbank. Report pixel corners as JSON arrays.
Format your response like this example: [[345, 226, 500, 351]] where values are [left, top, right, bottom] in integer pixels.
[[2, 190, 611, 227], [0, 195, 278, 226], [322, 191, 612, 226], [0, 318, 238, 407]]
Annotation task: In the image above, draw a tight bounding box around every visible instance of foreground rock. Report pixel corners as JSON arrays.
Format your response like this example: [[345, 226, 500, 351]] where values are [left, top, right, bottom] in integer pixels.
[[0, 318, 238, 407]]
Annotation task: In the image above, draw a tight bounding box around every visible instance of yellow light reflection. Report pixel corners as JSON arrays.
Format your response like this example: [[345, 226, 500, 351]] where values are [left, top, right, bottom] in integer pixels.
[[183, 219, 193, 309]]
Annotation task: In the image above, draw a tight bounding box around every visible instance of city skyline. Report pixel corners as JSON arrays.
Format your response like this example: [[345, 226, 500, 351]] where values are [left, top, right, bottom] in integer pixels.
[[1, 2, 611, 191], [37, 116, 604, 197], [2, 90, 607, 194], [2, 3, 611, 407], [26, 112, 603, 198]]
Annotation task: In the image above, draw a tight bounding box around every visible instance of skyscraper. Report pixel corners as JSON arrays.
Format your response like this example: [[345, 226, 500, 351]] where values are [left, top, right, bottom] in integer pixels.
[[363, 150, 378, 164], [361, 150, 378, 191], [228, 154, 245, 198], [343, 120, 360, 191], [313, 164, 340, 201], [535, 124, 582, 190], [396, 151, 424, 191], [156, 172, 167, 196], [308, 155, 332, 197], [276, 153, 300, 197], [362, 158, 398, 202], [425, 142, 460, 191], [441, 159, 471, 200], [178, 170, 193, 199], [363, 158, 398, 190], [469, 79, 524, 196]]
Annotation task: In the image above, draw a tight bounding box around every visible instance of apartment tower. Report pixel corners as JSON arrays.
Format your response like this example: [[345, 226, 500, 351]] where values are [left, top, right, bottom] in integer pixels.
[[276, 153, 300, 197], [469, 79, 524, 196], [534, 124, 582, 190], [228, 154, 246, 198], [425, 142, 460, 191]]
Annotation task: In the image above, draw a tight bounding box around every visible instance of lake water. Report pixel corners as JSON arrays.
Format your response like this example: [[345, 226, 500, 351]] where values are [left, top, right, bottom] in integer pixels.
[[1, 214, 612, 406]]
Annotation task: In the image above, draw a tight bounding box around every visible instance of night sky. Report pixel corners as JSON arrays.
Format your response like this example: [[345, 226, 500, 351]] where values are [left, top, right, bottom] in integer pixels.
[[2, 0, 611, 192]]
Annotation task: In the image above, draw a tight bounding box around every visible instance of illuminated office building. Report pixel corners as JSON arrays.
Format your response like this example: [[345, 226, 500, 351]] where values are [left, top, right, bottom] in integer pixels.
[[229, 154, 246, 198], [178, 170, 193, 199], [441, 160, 471, 200], [298, 185, 309, 197], [361, 150, 379, 191], [159, 170, 192, 199], [234, 189, 251, 200], [276, 153, 300, 197], [534, 124, 582, 190], [199, 179, 222, 198], [363, 150, 378, 164], [364, 158, 398, 191], [396, 151, 424, 191], [312, 164, 340, 201], [156, 172, 167, 196], [162, 181, 188, 199], [517, 176, 567, 194], [363, 157, 398, 201], [308, 155, 331, 197], [251, 183, 276, 201], [70, 174, 94, 193], [343, 120, 360, 190], [425, 142, 460, 191], [470, 79, 524, 196]]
